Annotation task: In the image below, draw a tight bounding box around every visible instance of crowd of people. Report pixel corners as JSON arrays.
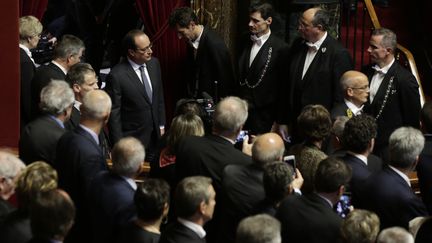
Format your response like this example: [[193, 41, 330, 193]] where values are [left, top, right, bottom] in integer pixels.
[[3, 1, 431, 243]]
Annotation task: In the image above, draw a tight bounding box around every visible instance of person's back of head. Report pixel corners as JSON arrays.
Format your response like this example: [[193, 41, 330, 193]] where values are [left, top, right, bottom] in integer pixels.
[[420, 101, 432, 134], [297, 104, 332, 143], [53, 35, 84, 63], [377, 227, 414, 243], [167, 113, 205, 154], [252, 133, 285, 168], [111, 137, 145, 178], [80, 90, 112, 122], [39, 80, 74, 117], [16, 161, 58, 211], [169, 7, 199, 28], [236, 214, 281, 243], [341, 209, 380, 243], [341, 114, 377, 154], [388, 127, 424, 170], [135, 178, 170, 222], [213, 96, 248, 136], [249, 2, 274, 20], [296, 146, 327, 193], [175, 176, 215, 224], [314, 157, 351, 194], [19, 15, 42, 46], [331, 116, 350, 150], [30, 189, 75, 241], [263, 161, 294, 206], [0, 151, 26, 200]]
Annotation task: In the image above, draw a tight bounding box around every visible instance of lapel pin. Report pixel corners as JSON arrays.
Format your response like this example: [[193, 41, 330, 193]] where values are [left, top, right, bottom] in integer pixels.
[[321, 47, 326, 53]]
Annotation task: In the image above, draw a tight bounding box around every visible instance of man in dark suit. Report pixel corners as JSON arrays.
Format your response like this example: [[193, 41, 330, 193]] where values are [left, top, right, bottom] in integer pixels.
[[277, 7, 353, 142], [31, 35, 85, 120], [276, 157, 352, 243], [175, 96, 252, 193], [362, 28, 421, 156], [55, 90, 111, 243], [169, 7, 235, 100], [331, 71, 369, 120], [358, 127, 428, 229], [19, 16, 43, 130], [238, 2, 287, 135], [339, 115, 382, 206], [89, 137, 144, 243], [416, 101, 432, 214], [160, 176, 215, 243], [216, 133, 287, 243], [19, 81, 75, 165], [105, 29, 165, 159]]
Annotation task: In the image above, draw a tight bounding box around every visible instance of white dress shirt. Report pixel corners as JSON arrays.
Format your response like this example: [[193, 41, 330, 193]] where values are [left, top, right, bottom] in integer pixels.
[[249, 30, 271, 67], [369, 58, 395, 103], [177, 218, 206, 239], [302, 32, 327, 79], [127, 58, 153, 91]]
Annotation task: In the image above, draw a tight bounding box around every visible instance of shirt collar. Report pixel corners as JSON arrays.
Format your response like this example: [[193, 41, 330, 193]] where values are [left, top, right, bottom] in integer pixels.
[[372, 58, 395, 74], [250, 29, 271, 47], [74, 100, 82, 111], [316, 193, 333, 208], [344, 99, 364, 115], [127, 57, 145, 71], [51, 60, 68, 75], [120, 176, 137, 190], [347, 151, 368, 165], [388, 165, 411, 186], [19, 44, 32, 58], [48, 115, 65, 129], [190, 25, 204, 49], [79, 124, 100, 145], [306, 31, 327, 51], [177, 218, 206, 239]]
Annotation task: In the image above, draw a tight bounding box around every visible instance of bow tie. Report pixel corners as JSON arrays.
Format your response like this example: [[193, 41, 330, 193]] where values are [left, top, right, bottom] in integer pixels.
[[372, 65, 387, 75], [250, 35, 262, 46], [305, 42, 319, 51]]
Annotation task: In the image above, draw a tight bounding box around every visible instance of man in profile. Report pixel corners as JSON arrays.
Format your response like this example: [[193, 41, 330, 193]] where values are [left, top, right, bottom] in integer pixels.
[[169, 7, 235, 100], [105, 29, 165, 160]]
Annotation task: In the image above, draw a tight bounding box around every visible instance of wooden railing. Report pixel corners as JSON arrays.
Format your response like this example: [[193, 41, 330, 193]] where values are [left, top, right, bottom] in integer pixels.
[[342, 0, 425, 105]]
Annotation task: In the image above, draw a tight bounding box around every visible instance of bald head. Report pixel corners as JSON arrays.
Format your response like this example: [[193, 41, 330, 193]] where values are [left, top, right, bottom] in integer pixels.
[[81, 90, 112, 120], [252, 133, 285, 167], [340, 71, 369, 107]]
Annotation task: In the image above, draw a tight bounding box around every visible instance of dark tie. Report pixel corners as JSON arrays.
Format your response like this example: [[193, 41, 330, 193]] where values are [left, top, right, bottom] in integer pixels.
[[139, 65, 153, 102]]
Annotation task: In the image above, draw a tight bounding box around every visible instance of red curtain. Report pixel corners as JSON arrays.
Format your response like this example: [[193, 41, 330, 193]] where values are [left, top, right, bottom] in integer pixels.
[[135, 0, 190, 124], [19, 0, 48, 19]]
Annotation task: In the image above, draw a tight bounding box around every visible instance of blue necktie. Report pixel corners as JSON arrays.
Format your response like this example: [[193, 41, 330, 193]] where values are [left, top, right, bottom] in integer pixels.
[[139, 65, 153, 102]]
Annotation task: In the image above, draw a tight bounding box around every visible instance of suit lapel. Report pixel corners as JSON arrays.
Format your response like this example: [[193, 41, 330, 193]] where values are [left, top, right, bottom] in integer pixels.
[[371, 63, 397, 107], [239, 41, 253, 78], [301, 36, 330, 87], [125, 63, 151, 104], [249, 36, 273, 74]]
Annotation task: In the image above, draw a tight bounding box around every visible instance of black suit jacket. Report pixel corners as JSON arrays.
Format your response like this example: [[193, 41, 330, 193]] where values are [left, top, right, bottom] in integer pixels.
[[31, 62, 66, 120], [341, 153, 382, 205], [191, 26, 235, 99], [20, 48, 36, 128], [358, 166, 428, 229], [215, 163, 266, 243], [88, 171, 136, 243], [363, 62, 421, 152], [159, 221, 206, 243], [276, 193, 342, 243], [238, 33, 287, 109], [175, 134, 252, 193], [417, 134, 432, 214], [19, 115, 65, 165], [105, 58, 165, 147], [279, 35, 353, 125], [55, 126, 108, 243]]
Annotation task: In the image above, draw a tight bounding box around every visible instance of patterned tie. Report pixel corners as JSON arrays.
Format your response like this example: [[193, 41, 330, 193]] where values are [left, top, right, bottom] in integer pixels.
[[139, 65, 153, 102]]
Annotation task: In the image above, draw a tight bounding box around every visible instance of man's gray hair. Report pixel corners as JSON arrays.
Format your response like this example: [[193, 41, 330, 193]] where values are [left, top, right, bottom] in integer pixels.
[[236, 214, 281, 243], [389, 127, 424, 169], [19, 15, 42, 41], [40, 80, 74, 116], [53, 35, 85, 59], [80, 90, 112, 120], [377, 227, 414, 243], [111, 137, 145, 177], [175, 176, 213, 219], [0, 151, 26, 179], [332, 116, 350, 138], [213, 96, 248, 134], [372, 28, 397, 52]]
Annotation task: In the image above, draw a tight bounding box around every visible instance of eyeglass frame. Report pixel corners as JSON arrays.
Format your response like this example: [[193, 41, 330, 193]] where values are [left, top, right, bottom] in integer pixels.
[[135, 43, 153, 53]]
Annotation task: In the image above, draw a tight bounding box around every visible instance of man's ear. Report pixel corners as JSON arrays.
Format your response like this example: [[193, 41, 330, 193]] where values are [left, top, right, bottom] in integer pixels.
[[72, 83, 81, 93], [199, 200, 207, 215], [265, 17, 272, 25]]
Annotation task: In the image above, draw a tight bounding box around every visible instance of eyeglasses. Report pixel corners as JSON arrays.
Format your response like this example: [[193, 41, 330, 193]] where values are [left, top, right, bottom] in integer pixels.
[[136, 43, 153, 53]]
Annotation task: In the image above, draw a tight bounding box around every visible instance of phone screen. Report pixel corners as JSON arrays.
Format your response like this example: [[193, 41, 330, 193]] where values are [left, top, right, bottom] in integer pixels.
[[235, 130, 249, 143], [283, 155, 296, 176], [335, 194, 351, 218]]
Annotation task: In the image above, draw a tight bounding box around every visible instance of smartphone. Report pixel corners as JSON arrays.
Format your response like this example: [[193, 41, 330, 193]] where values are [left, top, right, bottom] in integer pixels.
[[335, 194, 351, 218], [235, 130, 249, 143], [283, 155, 296, 176]]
